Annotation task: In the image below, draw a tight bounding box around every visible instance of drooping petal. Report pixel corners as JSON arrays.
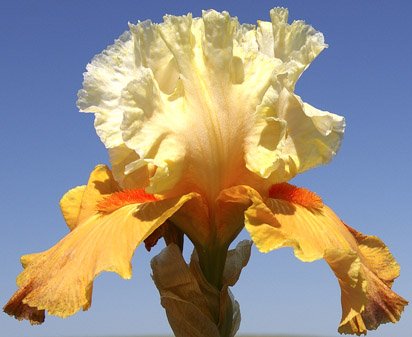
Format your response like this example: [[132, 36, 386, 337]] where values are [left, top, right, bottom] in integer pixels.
[[4, 168, 196, 323], [4, 207, 143, 319], [331, 224, 407, 334], [244, 185, 407, 334]]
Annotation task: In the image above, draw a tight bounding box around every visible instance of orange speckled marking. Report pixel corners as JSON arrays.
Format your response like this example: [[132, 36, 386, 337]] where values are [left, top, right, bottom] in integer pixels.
[[97, 189, 157, 214], [268, 183, 323, 209]]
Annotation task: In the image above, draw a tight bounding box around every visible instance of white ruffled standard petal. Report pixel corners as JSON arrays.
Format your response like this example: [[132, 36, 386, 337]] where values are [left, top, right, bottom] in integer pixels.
[[259, 8, 327, 89], [245, 87, 344, 183], [275, 89, 345, 177], [77, 31, 136, 148], [77, 8, 343, 199]]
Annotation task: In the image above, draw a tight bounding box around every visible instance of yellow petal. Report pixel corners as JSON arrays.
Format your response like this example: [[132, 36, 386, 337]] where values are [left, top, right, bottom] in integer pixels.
[[59, 185, 86, 231], [5, 205, 138, 320], [1, 284, 45, 324], [77, 165, 120, 222], [59, 164, 121, 230], [244, 116, 288, 179], [168, 185, 262, 248], [244, 195, 407, 334], [4, 192, 194, 322], [333, 225, 408, 334], [65, 165, 121, 226], [214, 185, 260, 246]]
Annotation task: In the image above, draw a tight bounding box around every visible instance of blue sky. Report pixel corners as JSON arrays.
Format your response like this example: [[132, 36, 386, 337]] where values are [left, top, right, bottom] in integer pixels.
[[1, 1, 411, 336]]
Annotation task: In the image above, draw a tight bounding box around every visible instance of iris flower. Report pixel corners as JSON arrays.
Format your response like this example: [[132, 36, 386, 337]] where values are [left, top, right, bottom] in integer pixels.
[[4, 8, 407, 336]]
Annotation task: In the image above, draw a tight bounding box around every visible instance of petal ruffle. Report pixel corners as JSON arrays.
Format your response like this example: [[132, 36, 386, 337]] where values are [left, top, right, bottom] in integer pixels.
[[77, 9, 333, 199], [77, 31, 136, 148], [332, 225, 408, 334], [4, 168, 196, 323], [245, 88, 344, 183], [256, 8, 327, 89], [244, 186, 407, 335]]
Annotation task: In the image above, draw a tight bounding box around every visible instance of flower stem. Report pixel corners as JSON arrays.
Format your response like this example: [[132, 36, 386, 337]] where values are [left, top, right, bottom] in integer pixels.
[[196, 243, 233, 337], [196, 243, 228, 290]]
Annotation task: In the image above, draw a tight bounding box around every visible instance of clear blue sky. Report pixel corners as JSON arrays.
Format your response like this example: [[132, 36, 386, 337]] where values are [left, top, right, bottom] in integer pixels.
[[1, 1, 411, 336]]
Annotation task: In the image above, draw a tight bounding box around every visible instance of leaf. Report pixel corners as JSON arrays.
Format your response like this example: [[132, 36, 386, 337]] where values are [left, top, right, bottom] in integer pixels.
[[151, 241, 251, 337]]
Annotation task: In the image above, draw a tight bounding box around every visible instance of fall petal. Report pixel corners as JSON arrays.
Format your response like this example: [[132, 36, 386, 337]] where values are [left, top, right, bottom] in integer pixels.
[[244, 193, 407, 334], [5, 204, 146, 319], [4, 184, 194, 322], [333, 225, 408, 334], [2, 283, 45, 325]]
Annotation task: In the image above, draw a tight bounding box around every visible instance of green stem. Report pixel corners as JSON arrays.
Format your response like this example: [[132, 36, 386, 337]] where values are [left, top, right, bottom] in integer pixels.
[[196, 244, 228, 290], [195, 243, 233, 337]]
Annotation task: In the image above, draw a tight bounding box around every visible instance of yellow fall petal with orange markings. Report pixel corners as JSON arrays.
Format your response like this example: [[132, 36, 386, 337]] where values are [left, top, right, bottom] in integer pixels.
[[4, 165, 196, 322], [244, 184, 407, 335]]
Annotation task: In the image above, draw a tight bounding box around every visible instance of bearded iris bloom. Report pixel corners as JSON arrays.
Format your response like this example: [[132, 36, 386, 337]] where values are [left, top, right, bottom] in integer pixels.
[[4, 8, 407, 336]]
